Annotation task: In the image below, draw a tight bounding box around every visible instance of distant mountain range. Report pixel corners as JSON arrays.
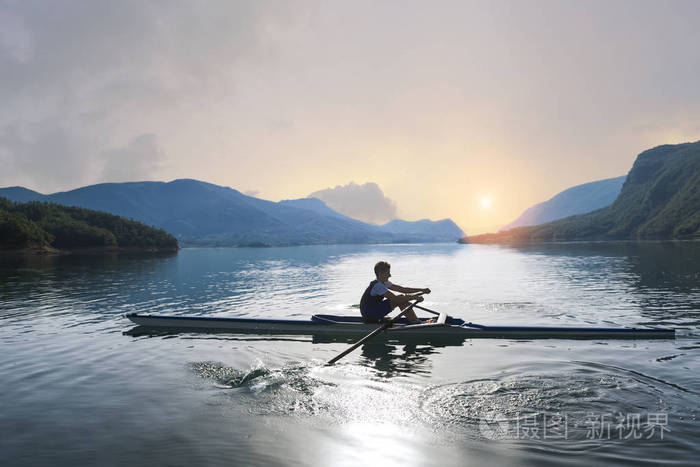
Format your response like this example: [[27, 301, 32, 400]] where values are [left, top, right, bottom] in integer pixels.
[[463, 141, 700, 243], [0, 179, 464, 247], [500, 176, 626, 231]]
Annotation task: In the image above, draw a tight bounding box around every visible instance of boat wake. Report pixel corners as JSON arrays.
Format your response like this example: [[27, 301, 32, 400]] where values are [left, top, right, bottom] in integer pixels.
[[418, 360, 698, 447], [190, 360, 278, 389], [188, 358, 698, 453], [189, 360, 341, 416]]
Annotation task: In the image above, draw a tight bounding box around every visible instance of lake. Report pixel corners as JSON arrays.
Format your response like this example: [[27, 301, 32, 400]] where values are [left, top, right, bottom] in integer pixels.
[[1, 242, 699, 466]]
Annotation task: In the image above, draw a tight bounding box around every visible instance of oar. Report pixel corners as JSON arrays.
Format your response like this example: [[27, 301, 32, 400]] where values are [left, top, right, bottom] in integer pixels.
[[326, 298, 423, 366], [413, 304, 440, 316]]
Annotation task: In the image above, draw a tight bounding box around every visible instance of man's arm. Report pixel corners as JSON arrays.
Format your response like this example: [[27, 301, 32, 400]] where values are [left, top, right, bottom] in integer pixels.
[[388, 284, 431, 294], [383, 290, 424, 306]]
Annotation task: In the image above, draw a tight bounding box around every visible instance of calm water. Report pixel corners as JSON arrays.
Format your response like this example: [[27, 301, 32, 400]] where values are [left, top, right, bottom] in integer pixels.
[[1, 243, 699, 466]]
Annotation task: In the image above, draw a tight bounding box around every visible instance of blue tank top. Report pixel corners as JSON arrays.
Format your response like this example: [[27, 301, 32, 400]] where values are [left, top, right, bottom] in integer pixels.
[[360, 280, 383, 315]]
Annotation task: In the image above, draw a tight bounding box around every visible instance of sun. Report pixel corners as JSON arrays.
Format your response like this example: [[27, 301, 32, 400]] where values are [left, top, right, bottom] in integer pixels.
[[480, 196, 491, 209]]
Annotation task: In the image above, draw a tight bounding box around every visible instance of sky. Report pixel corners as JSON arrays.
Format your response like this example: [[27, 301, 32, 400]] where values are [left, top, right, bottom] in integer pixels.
[[2, 0, 700, 234]]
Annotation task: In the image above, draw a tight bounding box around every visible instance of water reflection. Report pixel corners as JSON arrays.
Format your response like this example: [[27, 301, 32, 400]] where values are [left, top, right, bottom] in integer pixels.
[[125, 325, 465, 377], [506, 241, 700, 292], [498, 242, 700, 326], [0, 251, 177, 299], [359, 341, 437, 376]]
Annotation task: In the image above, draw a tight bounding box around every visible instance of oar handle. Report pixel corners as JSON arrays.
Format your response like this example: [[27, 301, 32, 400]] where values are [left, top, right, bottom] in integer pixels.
[[403, 291, 426, 300], [326, 299, 421, 366]]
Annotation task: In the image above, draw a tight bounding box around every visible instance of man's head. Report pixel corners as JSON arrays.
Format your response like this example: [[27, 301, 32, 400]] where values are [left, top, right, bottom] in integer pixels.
[[374, 261, 391, 282]]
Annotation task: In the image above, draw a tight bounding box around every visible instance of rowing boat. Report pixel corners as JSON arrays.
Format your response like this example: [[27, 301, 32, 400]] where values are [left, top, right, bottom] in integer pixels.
[[124, 312, 675, 339]]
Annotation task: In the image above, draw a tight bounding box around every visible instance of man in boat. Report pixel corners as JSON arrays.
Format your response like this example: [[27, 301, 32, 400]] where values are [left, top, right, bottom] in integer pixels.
[[360, 261, 431, 324]]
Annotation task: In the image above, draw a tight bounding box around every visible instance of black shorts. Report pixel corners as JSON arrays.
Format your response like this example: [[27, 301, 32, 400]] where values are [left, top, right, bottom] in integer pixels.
[[361, 299, 392, 321]]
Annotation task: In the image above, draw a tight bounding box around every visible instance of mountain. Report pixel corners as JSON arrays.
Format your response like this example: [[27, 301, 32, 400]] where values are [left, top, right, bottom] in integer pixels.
[[500, 175, 626, 231], [379, 219, 464, 241], [463, 141, 700, 243], [277, 198, 353, 220], [0, 187, 45, 203], [0, 179, 464, 246], [279, 199, 465, 240]]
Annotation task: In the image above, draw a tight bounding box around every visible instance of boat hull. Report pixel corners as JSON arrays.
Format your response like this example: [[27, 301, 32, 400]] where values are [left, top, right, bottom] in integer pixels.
[[124, 313, 675, 339]]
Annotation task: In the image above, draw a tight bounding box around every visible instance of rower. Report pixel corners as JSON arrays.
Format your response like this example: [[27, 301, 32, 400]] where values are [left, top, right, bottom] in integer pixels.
[[359, 261, 431, 324]]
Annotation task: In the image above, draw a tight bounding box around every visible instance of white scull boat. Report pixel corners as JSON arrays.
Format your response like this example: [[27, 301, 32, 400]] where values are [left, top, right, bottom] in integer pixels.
[[125, 312, 675, 339]]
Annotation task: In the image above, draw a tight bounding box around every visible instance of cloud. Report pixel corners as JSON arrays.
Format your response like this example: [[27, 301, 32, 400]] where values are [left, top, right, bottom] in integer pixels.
[[0, 120, 96, 191], [1, 0, 699, 232], [309, 182, 397, 224], [100, 134, 165, 183], [0, 0, 300, 191], [0, 8, 34, 63]]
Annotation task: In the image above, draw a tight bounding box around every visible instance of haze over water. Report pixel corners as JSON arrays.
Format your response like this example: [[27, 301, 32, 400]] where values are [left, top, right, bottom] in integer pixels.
[[1, 243, 699, 466]]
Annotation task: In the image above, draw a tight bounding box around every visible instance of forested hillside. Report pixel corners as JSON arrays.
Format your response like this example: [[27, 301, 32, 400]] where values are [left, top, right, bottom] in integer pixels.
[[0, 198, 178, 252]]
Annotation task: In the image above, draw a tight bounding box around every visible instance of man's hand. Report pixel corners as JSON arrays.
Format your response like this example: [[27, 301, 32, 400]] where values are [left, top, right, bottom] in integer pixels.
[[415, 295, 424, 303]]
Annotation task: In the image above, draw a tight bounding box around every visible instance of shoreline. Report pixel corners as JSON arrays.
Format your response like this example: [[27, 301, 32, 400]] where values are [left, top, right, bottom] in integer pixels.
[[459, 235, 700, 245], [0, 245, 179, 256]]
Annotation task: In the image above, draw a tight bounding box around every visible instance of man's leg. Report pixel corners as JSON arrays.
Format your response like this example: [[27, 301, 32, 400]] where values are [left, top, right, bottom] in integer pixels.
[[401, 303, 420, 322], [391, 300, 420, 322]]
